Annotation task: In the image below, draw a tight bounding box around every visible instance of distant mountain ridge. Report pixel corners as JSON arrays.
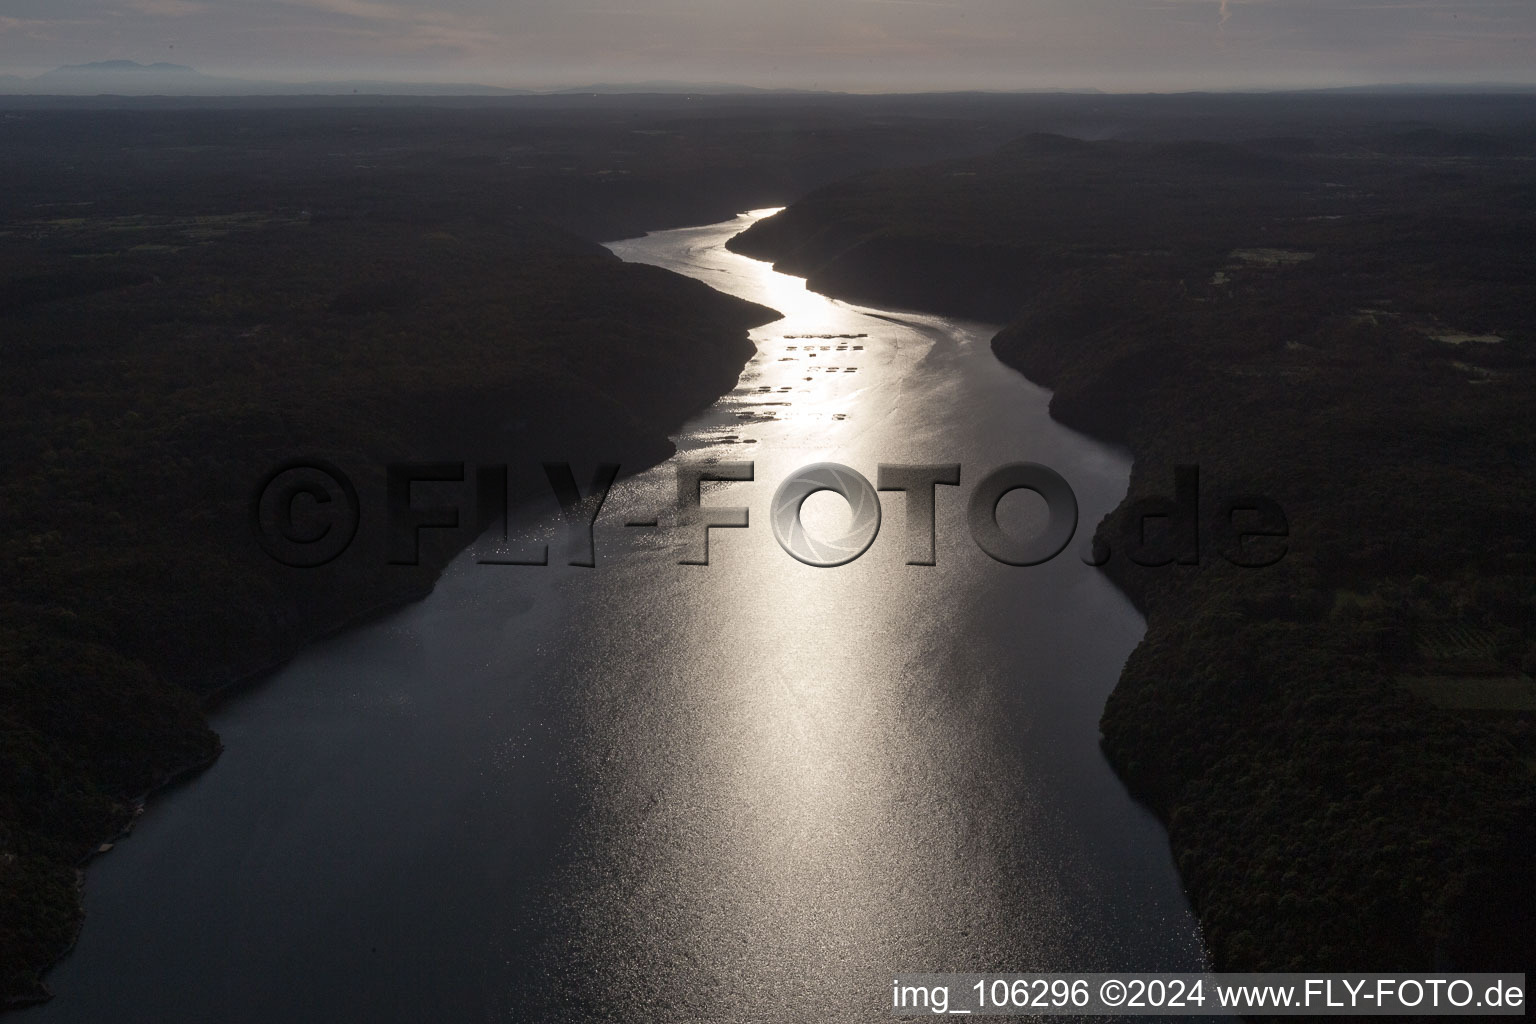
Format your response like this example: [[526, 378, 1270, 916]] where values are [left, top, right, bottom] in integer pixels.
[[4, 60, 531, 96], [1, 61, 806, 97], [551, 80, 817, 95], [56, 59, 197, 73], [4, 62, 1534, 97]]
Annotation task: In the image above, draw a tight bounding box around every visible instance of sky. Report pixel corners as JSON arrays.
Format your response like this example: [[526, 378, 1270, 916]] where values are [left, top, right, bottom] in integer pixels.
[[1, 0, 1533, 91]]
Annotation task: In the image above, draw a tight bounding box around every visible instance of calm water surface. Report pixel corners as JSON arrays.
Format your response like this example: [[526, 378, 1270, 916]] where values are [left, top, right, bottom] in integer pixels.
[[25, 211, 1207, 1022]]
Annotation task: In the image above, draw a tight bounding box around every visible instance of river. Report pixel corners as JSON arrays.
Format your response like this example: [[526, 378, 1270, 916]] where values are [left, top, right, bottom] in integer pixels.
[[22, 210, 1207, 1022]]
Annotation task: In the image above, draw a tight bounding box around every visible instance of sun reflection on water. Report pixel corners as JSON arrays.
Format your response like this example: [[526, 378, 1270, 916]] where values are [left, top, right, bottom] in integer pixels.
[[553, 211, 1207, 1017]]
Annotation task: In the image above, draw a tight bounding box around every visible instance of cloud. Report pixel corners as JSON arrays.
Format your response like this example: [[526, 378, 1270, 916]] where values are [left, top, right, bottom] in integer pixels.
[[269, 0, 491, 55], [0, 14, 48, 32], [847, 0, 962, 8], [0, 12, 104, 38], [123, 0, 207, 15]]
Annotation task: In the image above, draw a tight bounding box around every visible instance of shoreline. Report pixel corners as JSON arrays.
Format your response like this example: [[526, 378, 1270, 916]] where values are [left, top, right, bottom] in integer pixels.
[[10, 215, 1175, 1010], [13, 421, 754, 1014], [724, 174, 1536, 969], [4, 226, 779, 1009]]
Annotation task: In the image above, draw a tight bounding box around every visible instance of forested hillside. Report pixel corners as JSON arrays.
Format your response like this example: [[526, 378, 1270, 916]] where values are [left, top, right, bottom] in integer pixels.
[[728, 124, 1536, 970]]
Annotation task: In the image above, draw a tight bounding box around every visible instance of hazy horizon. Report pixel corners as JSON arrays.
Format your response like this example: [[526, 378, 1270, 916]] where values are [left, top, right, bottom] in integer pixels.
[[2, 0, 1535, 93]]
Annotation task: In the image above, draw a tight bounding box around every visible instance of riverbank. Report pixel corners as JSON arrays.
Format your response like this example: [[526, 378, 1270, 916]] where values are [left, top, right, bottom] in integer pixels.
[[0, 93, 1059, 1007], [725, 127, 1536, 969], [10, 210, 1207, 1022], [0, 212, 777, 1006]]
